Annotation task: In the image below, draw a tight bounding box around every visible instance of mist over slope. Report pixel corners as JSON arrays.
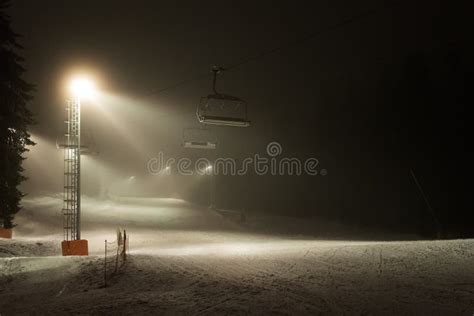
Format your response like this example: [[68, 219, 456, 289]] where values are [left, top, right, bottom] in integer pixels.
[[1, 196, 473, 314]]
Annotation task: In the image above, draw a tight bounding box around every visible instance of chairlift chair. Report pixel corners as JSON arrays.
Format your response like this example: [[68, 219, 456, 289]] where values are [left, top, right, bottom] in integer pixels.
[[196, 66, 250, 127], [182, 127, 217, 150]]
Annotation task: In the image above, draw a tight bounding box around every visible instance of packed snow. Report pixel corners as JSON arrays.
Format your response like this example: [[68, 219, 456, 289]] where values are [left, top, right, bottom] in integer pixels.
[[1, 196, 473, 314]]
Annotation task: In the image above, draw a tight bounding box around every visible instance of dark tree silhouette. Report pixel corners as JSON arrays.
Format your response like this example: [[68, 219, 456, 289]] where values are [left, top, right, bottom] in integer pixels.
[[0, 0, 35, 229]]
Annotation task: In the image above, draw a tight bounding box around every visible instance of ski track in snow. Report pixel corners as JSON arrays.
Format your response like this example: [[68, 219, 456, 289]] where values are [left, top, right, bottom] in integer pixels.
[[0, 196, 474, 315]]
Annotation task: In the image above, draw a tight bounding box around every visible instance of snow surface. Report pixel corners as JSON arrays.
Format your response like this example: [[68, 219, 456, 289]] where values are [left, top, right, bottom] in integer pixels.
[[1, 196, 473, 315]]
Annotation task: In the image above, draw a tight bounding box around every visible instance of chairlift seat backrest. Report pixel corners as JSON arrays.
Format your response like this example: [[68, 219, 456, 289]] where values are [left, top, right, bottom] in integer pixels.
[[197, 95, 250, 127]]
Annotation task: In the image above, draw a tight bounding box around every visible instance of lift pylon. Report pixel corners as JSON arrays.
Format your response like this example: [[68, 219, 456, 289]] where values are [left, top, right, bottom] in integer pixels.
[[61, 98, 88, 256]]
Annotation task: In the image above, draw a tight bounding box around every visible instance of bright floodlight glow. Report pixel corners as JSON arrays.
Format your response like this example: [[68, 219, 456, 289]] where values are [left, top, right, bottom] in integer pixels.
[[69, 77, 95, 97]]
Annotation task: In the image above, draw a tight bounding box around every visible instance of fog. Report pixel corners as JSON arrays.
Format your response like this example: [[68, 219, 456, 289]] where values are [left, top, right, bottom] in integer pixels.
[[2, 3, 474, 314], [10, 0, 473, 238]]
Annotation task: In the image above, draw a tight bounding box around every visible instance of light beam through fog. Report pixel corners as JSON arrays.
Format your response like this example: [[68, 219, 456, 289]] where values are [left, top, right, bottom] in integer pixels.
[[88, 92, 159, 158], [2, 2, 473, 314]]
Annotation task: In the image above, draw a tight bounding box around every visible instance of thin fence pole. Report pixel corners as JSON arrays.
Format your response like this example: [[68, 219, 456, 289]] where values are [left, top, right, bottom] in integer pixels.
[[123, 230, 127, 261], [115, 231, 121, 273], [104, 239, 107, 288]]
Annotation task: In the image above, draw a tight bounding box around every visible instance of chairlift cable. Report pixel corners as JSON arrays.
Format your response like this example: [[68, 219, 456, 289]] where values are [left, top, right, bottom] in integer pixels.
[[223, 1, 400, 72], [145, 1, 400, 97]]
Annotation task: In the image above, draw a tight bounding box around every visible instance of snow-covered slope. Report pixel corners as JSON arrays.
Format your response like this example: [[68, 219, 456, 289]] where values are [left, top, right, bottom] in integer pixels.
[[1, 196, 473, 315]]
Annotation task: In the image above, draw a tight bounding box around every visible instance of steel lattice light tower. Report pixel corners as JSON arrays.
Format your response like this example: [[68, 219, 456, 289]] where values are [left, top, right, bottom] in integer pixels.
[[61, 77, 94, 256]]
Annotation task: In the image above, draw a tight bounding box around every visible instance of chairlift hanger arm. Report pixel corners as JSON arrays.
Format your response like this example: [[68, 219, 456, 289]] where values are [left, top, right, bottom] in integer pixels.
[[212, 66, 225, 95]]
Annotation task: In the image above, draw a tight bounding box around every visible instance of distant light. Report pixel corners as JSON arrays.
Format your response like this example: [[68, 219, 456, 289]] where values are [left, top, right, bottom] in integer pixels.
[[69, 76, 95, 97], [206, 165, 212, 171], [128, 176, 136, 181]]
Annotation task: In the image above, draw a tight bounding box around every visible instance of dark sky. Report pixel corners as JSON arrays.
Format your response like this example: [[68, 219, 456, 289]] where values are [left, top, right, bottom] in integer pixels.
[[8, 1, 474, 236]]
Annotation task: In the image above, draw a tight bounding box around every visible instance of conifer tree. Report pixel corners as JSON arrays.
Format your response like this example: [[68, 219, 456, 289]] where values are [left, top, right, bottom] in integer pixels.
[[0, 0, 35, 228]]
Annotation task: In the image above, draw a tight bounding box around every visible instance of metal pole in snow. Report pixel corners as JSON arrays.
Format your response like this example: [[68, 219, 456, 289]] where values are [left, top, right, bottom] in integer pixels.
[[123, 230, 127, 261], [77, 98, 81, 240], [104, 239, 107, 287], [410, 169, 442, 238]]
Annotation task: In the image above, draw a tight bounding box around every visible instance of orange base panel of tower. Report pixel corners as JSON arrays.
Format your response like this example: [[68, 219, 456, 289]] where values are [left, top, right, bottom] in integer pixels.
[[0, 228, 12, 239], [61, 239, 89, 256]]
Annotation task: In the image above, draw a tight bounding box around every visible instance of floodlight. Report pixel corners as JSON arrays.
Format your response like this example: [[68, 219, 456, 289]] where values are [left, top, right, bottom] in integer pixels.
[[69, 77, 95, 97]]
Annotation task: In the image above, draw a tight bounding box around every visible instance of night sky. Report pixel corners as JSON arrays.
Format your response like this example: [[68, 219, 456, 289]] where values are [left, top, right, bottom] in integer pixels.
[[8, 0, 474, 237]]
